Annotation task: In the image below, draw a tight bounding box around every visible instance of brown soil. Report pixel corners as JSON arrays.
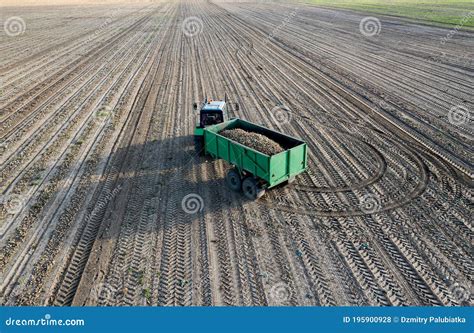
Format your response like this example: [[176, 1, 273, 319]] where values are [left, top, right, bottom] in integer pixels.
[[0, 0, 471, 307]]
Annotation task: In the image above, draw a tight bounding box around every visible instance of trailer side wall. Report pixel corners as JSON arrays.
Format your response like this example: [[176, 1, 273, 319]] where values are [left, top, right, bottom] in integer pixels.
[[204, 118, 307, 187]]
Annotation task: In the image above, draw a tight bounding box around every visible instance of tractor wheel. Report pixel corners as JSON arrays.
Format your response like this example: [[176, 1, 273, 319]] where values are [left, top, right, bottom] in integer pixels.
[[242, 177, 265, 200], [225, 169, 242, 191], [194, 136, 204, 156]]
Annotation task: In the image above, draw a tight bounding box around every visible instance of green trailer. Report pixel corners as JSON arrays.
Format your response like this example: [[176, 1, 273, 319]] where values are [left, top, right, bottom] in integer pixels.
[[202, 118, 308, 199]]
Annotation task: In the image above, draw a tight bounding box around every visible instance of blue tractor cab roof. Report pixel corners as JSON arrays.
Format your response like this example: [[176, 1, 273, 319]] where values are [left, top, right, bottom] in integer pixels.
[[202, 101, 225, 112]]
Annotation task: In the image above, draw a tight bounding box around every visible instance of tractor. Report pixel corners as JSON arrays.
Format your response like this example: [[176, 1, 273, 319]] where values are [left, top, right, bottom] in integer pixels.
[[193, 95, 238, 154], [192, 96, 308, 199]]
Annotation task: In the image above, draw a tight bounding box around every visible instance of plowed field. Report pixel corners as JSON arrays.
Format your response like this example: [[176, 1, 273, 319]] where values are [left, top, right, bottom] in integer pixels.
[[0, 0, 472, 306]]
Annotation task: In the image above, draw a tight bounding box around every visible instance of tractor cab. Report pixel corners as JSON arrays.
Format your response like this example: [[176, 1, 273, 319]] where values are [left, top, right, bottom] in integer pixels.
[[193, 97, 227, 138], [194, 96, 238, 154], [199, 100, 226, 128]]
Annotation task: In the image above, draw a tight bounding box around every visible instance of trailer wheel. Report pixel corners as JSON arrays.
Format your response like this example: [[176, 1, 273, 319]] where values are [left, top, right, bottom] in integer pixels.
[[226, 169, 242, 191], [242, 177, 265, 200]]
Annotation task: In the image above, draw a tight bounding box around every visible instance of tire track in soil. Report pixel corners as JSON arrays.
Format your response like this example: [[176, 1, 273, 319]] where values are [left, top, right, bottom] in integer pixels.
[[50, 5, 174, 306]]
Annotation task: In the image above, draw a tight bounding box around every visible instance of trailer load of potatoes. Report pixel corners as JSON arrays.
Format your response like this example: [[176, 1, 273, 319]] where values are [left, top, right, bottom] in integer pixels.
[[220, 128, 284, 156]]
